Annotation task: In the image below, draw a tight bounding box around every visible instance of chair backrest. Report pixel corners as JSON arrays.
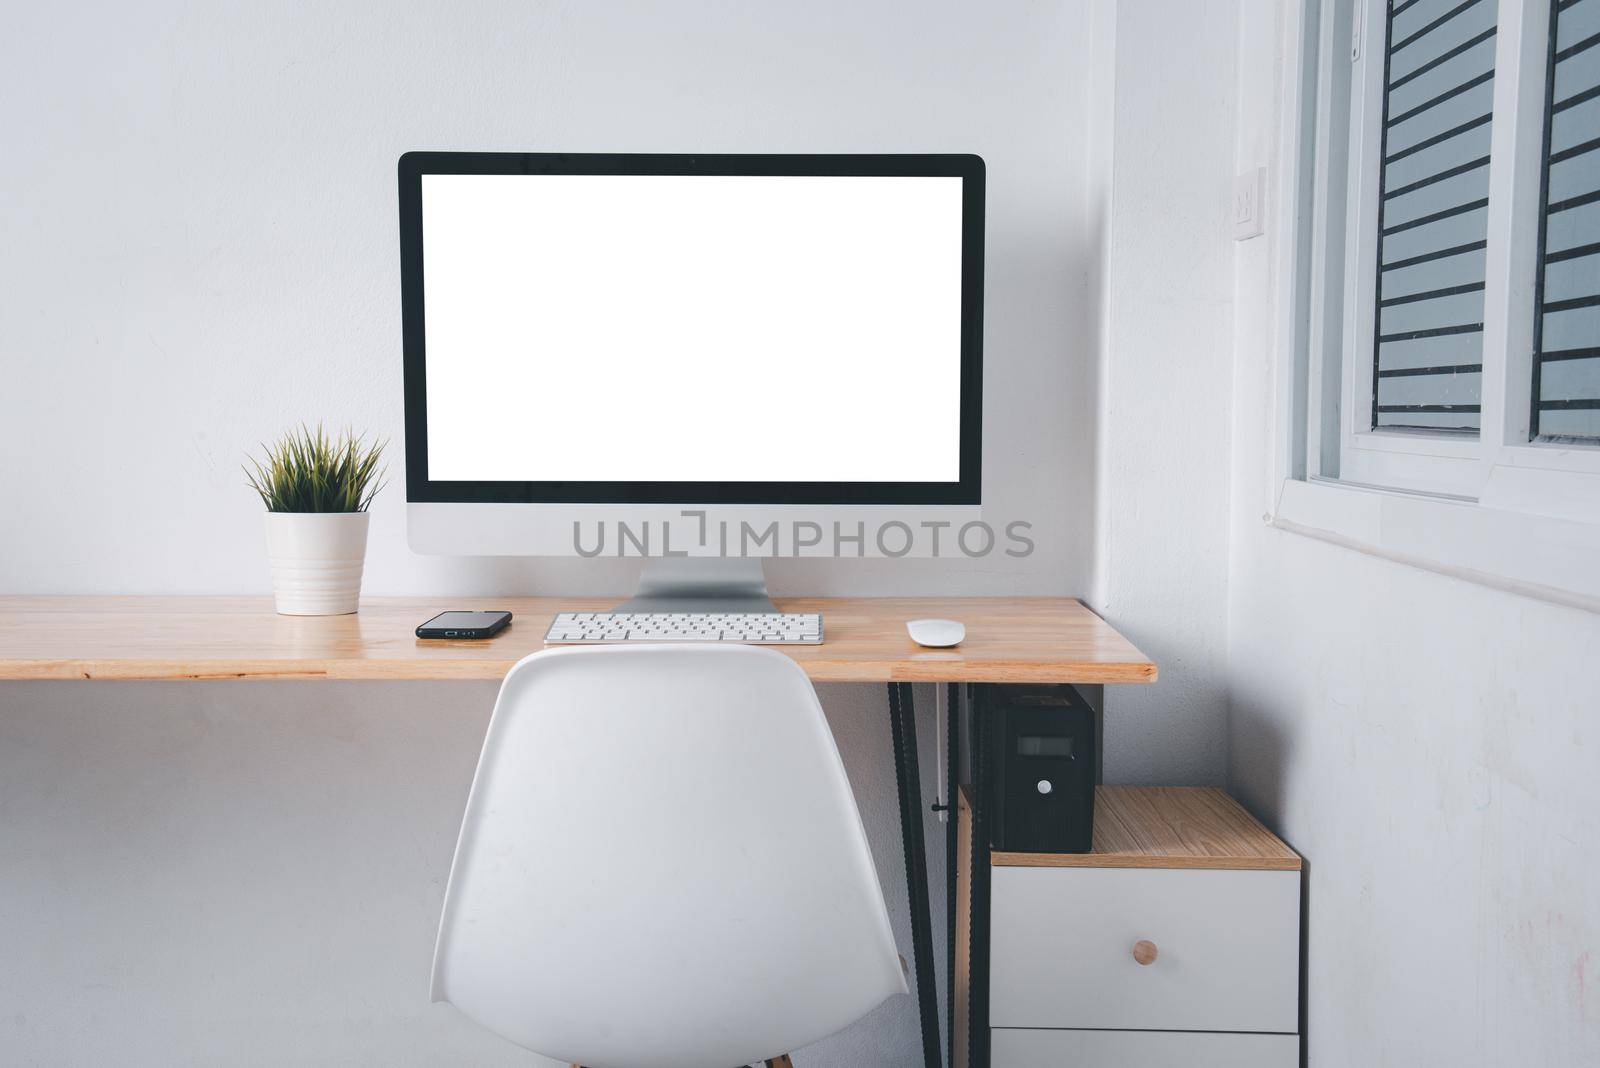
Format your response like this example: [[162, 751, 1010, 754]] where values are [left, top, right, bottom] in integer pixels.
[[432, 644, 906, 1068]]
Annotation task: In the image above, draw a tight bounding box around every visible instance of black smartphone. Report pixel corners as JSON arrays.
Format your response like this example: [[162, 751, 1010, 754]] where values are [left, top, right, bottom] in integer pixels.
[[416, 611, 513, 640]]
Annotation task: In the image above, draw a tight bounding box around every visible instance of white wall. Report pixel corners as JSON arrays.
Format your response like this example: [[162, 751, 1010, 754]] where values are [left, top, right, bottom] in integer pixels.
[[0, 2, 1098, 1064], [1090, 0, 1238, 785], [1223, 2, 1600, 1064], [1226, 531, 1600, 1065]]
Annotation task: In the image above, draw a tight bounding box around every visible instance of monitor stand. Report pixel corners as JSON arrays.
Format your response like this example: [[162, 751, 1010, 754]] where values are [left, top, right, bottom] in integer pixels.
[[614, 557, 780, 614]]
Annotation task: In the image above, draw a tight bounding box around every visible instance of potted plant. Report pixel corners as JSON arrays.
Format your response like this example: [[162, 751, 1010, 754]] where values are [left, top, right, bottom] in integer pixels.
[[245, 425, 387, 616]]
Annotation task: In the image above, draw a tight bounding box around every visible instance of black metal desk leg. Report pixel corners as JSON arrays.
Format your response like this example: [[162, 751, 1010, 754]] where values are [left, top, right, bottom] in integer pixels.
[[888, 682, 941, 1068], [944, 682, 960, 1068], [967, 691, 991, 1068]]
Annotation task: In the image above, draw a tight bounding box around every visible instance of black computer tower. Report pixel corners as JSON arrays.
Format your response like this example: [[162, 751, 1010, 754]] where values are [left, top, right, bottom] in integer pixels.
[[982, 684, 1096, 853]]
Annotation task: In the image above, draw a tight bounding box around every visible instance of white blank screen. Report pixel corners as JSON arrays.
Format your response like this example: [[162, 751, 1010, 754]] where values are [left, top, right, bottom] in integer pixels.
[[421, 173, 965, 483]]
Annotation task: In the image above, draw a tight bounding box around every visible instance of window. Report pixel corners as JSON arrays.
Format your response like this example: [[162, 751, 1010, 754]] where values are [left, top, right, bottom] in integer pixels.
[[1370, 0, 1498, 436], [1531, 0, 1600, 442], [1300, 0, 1600, 520]]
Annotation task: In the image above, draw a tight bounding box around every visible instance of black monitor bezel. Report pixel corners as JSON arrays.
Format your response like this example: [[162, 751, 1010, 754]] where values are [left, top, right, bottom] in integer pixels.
[[399, 151, 984, 505]]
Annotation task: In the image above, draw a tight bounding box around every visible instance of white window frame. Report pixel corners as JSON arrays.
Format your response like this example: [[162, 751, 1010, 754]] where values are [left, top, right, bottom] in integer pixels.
[[1270, 0, 1600, 610], [1335, 0, 1489, 497]]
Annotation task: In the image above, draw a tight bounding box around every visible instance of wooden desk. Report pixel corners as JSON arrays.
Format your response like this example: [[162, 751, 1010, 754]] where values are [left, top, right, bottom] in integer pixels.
[[0, 594, 1154, 1068], [0, 596, 1156, 684]]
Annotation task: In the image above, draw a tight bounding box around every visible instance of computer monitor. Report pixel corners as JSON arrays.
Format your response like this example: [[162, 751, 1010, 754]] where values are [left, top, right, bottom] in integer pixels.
[[399, 152, 984, 610]]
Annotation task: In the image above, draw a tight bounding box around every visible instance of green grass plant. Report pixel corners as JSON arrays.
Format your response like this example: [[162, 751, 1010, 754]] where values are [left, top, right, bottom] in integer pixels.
[[245, 424, 387, 513]]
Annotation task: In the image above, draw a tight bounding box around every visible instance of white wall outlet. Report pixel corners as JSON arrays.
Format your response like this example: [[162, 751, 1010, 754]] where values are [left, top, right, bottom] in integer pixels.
[[1233, 166, 1266, 241]]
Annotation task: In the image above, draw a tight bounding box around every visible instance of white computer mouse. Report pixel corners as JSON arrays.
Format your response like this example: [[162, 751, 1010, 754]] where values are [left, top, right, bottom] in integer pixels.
[[907, 618, 965, 648]]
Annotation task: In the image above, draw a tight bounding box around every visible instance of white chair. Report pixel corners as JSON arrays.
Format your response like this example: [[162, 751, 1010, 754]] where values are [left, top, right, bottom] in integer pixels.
[[432, 644, 907, 1068]]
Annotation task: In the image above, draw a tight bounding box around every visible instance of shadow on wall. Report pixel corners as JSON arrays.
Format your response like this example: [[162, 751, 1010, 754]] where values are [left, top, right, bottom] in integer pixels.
[[1227, 697, 1291, 825], [1227, 697, 1307, 1067]]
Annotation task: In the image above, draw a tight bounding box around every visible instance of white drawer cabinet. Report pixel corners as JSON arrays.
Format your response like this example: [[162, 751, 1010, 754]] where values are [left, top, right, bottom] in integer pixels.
[[957, 787, 1302, 1068], [991, 1027, 1298, 1067], [990, 866, 1299, 1032]]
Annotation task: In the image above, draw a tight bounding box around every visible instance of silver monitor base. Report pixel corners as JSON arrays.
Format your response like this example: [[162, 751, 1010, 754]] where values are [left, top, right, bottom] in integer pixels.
[[614, 557, 779, 614]]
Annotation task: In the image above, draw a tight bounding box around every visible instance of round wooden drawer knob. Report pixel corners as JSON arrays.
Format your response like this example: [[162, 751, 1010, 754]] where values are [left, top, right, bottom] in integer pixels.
[[1132, 940, 1159, 966]]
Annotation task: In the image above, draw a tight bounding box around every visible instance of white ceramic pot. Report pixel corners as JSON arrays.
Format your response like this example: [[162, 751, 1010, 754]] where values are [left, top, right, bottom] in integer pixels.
[[265, 511, 370, 616]]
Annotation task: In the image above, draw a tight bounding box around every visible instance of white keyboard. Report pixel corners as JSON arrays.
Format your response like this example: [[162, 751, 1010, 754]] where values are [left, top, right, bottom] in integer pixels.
[[544, 612, 823, 645]]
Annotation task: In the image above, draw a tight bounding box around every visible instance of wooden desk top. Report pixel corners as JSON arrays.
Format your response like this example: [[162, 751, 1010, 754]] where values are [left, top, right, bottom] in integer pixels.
[[0, 596, 1156, 684], [990, 787, 1301, 871]]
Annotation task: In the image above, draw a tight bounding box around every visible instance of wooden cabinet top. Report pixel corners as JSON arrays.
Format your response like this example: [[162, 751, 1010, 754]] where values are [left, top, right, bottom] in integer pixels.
[[989, 787, 1300, 871]]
